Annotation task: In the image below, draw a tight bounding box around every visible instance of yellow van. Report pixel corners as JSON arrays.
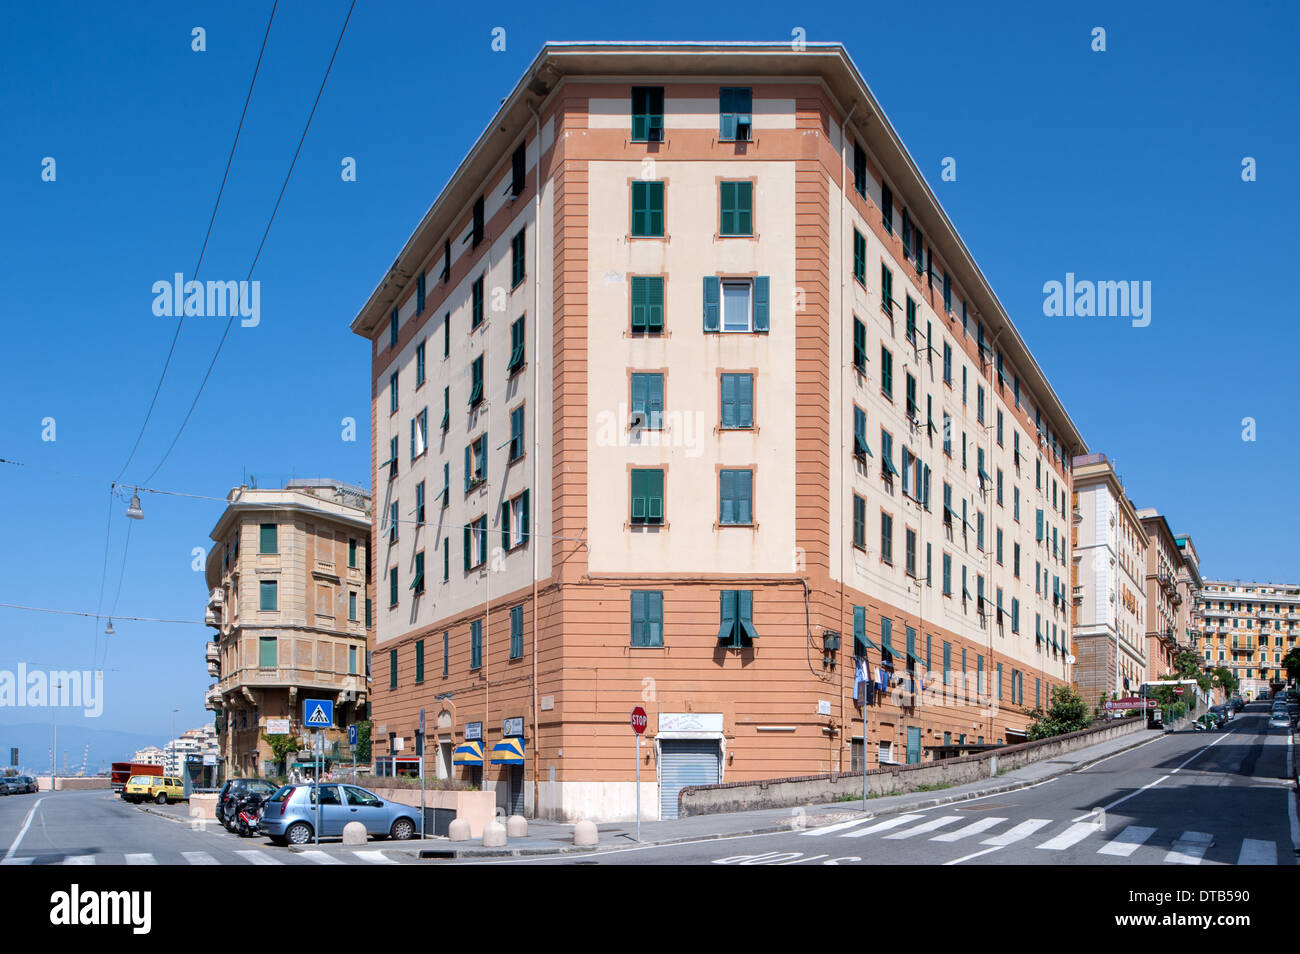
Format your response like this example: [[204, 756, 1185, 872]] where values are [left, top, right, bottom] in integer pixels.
[[124, 775, 185, 804]]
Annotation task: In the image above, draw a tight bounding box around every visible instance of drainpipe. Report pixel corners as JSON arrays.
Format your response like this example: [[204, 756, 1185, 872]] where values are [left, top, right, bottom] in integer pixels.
[[838, 102, 856, 772], [528, 99, 542, 818]]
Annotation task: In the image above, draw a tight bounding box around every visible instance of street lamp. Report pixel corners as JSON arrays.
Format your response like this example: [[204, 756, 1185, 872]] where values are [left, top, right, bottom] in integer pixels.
[[125, 489, 145, 520], [170, 708, 180, 774], [104, 618, 114, 636]]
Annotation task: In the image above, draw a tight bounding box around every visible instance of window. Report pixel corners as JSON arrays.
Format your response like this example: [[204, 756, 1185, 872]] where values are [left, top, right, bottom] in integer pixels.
[[881, 183, 893, 234], [996, 410, 1004, 446], [441, 462, 450, 507], [943, 552, 952, 595], [259, 523, 278, 554], [881, 511, 894, 564], [880, 428, 897, 480], [443, 312, 450, 357], [881, 263, 893, 316], [349, 644, 357, 673], [852, 141, 867, 197], [719, 181, 754, 236], [259, 580, 277, 612], [880, 346, 893, 399], [389, 501, 398, 543], [703, 276, 770, 333], [442, 537, 449, 581], [465, 435, 486, 490], [416, 341, 426, 387], [996, 528, 1003, 564], [387, 436, 399, 480], [510, 142, 526, 199], [510, 604, 524, 659], [720, 373, 754, 429], [348, 537, 357, 568], [630, 469, 664, 525], [1012, 597, 1020, 633], [631, 86, 664, 142], [471, 275, 484, 329], [508, 317, 525, 374], [631, 373, 665, 429], [509, 405, 525, 462], [471, 196, 484, 248], [1014, 486, 1020, 522], [415, 481, 426, 525], [852, 493, 866, 548], [415, 639, 425, 683], [390, 372, 399, 413], [256, 636, 277, 669], [410, 407, 428, 460], [464, 515, 487, 570], [717, 590, 758, 646], [441, 386, 449, 431], [905, 527, 917, 577], [511, 227, 526, 288], [470, 620, 482, 669], [905, 295, 917, 345], [977, 384, 985, 424], [469, 356, 484, 407], [942, 412, 952, 456], [501, 490, 530, 550], [719, 469, 754, 525], [442, 631, 449, 676], [631, 276, 664, 333], [852, 316, 867, 372], [349, 591, 357, 622], [996, 468, 1003, 505], [631, 181, 665, 237], [942, 342, 952, 384], [389, 567, 398, 606], [852, 229, 866, 285], [905, 372, 917, 419], [411, 551, 425, 595], [1014, 542, 1021, 577], [390, 308, 399, 349], [853, 405, 870, 460], [943, 271, 952, 314], [631, 591, 664, 647], [718, 87, 752, 141]]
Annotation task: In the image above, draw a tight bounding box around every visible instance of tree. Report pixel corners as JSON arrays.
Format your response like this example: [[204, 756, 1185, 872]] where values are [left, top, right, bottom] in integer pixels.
[[1026, 684, 1091, 740], [1211, 666, 1239, 697], [1283, 648, 1300, 684], [261, 733, 300, 776], [355, 720, 372, 762]]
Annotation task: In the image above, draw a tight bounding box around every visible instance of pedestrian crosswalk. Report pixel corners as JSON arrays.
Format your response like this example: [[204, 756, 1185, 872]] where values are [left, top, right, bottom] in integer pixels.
[[803, 813, 1284, 864], [23, 848, 408, 866]]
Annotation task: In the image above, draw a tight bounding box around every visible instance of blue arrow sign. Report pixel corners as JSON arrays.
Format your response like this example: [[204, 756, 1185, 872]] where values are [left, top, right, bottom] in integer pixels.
[[303, 698, 333, 728], [348, 724, 358, 746]]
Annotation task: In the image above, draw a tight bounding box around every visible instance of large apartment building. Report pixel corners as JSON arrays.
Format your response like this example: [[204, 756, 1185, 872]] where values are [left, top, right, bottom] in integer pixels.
[[1070, 454, 1147, 701], [349, 42, 1085, 821], [1137, 510, 1184, 683], [203, 480, 373, 778], [1201, 580, 1299, 698]]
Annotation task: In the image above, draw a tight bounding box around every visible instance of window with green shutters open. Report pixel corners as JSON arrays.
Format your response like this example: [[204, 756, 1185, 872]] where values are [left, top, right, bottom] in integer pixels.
[[631, 181, 665, 237], [471, 275, 484, 329], [717, 590, 757, 646], [470, 620, 482, 669], [441, 386, 449, 432], [464, 434, 486, 491], [852, 229, 866, 286], [905, 296, 917, 346], [411, 551, 425, 595], [470, 196, 484, 249], [509, 404, 524, 462], [441, 461, 450, 509], [630, 373, 664, 429], [508, 317, 525, 375], [384, 436, 399, 480], [718, 87, 752, 141], [630, 276, 664, 333], [720, 373, 754, 429], [852, 316, 867, 373], [501, 489, 530, 551], [415, 481, 426, 525], [510, 227, 526, 288], [719, 469, 753, 525], [880, 345, 893, 400], [630, 468, 664, 525], [464, 515, 487, 571], [469, 356, 484, 407], [852, 493, 866, 549], [388, 567, 398, 607], [880, 511, 894, 564], [702, 276, 769, 333], [880, 428, 897, 482], [881, 183, 894, 234], [852, 141, 867, 198], [416, 341, 426, 388], [509, 604, 523, 659], [631, 86, 664, 142], [719, 181, 753, 236], [630, 591, 663, 647], [390, 372, 399, 414], [389, 501, 399, 544], [851, 405, 871, 463], [881, 263, 894, 317], [410, 407, 428, 460]]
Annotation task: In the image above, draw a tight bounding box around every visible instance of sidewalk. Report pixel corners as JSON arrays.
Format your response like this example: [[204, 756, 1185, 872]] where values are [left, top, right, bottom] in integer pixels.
[[372, 724, 1167, 858]]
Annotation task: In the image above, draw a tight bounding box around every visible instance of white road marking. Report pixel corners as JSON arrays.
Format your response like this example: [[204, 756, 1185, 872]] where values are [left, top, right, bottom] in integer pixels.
[[1237, 839, 1276, 866], [353, 850, 396, 864], [840, 814, 925, 838], [2, 797, 44, 864], [182, 851, 219, 865], [931, 817, 1007, 842], [63, 855, 95, 865], [1082, 731, 1234, 821], [299, 849, 345, 865], [1, 856, 34, 865], [1165, 831, 1213, 865], [944, 845, 1003, 865], [235, 849, 283, 865], [980, 818, 1051, 846], [124, 853, 156, 865], [1097, 826, 1156, 857], [1036, 822, 1099, 851], [883, 815, 963, 839], [776, 853, 828, 865], [803, 817, 876, 837]]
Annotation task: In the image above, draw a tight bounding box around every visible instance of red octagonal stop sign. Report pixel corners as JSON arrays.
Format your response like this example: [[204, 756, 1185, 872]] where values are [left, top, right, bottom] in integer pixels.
[[630, 706, 648, 734]]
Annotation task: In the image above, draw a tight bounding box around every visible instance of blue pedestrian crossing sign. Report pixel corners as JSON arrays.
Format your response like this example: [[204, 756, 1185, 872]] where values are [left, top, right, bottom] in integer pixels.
[[304, 698, 333, 728], [348, 724, 358, 746]]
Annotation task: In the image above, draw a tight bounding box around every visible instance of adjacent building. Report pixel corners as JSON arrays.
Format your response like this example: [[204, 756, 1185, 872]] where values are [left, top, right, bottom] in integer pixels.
[[1137, 510, 1183, 683], [349, 42, 1085, 821], [1070, 454, 1147, 701], [203, 480, 373, 778], [1200, 580, 1300, 698], [162, 725, 219, 777], [130, 746, 165, 767]]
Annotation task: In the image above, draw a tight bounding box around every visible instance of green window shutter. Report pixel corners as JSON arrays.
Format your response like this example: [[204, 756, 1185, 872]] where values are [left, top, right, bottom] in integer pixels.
[[416, 640, 424, 683], [259, 523, 277, 554], [717, 590, 737, 643], [647, 469, 663, 522], [390, 649, 397, 689], [259, 636, 277, 668], [703, 276, 720, 331], [753, 276, 769, 331], [502, 500, 511, 550], [443, 632, 449, 676], [510, 605, 523, 658], [1036, 509, 1044, 541], [720, 181, 735, 235], [521, 489, 530, 540], [853, 605, 866, 655], [389, 568, 397, 605], [463, 526, 471, 571], [721, 374, 737, 428], [853, 230, 865, 283], [464, 444, 471, 491], [631, 591, 646, 646], [881, 264, 893, 314], [631, 469, 645, 521], [365, 598, 371, 627], [259, 581, 277, 611], [738, 590, 758, 641]]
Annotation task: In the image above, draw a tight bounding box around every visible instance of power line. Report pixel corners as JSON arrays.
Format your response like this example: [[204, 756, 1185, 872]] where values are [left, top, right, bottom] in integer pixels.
[[142, 0, 357, 485], [0, 602, 208, 626], [0, 457, 228, 503], [112, 0, 280, 484]]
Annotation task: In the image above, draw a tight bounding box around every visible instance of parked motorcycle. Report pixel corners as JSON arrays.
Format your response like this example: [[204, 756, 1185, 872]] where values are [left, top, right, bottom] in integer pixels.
[[234, 791, 267, 838]]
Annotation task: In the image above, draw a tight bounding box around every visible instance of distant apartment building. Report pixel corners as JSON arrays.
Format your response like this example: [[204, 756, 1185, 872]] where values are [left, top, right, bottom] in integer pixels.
[[1070, 454, 1147, 701], [1174, 534, 1204, 664], [130, 746, 164, 767], [1137, 510, 1183, 683], [1201, 580, 1299, 698], [203, 480, 373, 778], [163, 725, 219, 776], [349, 42, 1084, 821]]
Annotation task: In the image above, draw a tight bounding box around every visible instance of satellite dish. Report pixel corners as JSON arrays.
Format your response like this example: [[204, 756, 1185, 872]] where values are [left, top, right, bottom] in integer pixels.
[[1066, 654, 1077, 665]]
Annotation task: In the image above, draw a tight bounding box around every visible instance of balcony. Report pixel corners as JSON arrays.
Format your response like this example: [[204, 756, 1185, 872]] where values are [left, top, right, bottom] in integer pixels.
[[204, 685, 222, 710], [219, 665, 367, 698], [205, 642, 220, 664], [207, 588, 224, 609], [204, 606, 220, 627]]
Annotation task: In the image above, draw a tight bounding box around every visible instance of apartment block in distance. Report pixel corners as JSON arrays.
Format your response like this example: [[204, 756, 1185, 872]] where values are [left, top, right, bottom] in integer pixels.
[[350, 42, 1085, 821], [1070, 454, 1147, 702], [1200, 580, 1299, 699], [203, 480, 373, 778], [1137, 509, 1184, 683]]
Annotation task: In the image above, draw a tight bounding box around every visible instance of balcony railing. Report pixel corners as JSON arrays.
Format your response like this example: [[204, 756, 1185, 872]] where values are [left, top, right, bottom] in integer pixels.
[[218, 665, 366, 696]]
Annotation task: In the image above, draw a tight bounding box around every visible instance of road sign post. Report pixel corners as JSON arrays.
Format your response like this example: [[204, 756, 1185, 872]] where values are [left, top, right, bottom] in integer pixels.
[[349, 724, 358, 784], [630, 706, 647, 842], [303, 699, 334, 847]]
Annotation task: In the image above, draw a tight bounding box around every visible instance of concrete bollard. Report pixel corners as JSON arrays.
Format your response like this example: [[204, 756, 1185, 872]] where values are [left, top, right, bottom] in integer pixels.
[[342, 821, 367, 846], [506, 815, 528, 838], [448, 818, 471, 842], [482, 820, 507, 847], [573, 820, 598, 847]]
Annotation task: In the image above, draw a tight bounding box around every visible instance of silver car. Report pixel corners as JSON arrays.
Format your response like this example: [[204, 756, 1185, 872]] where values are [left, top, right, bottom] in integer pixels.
[[259, 783, 419, 846], [1269, 710, 1291, 729]]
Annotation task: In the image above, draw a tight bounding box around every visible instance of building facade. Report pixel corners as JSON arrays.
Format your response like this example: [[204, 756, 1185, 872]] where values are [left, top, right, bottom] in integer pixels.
[[1200, 580, 1299, 698], [1069, 454, 1146, 702], [1137, 510, 1183, 683], [350, 43, 1085, 821], [203, 480, 373, 778]]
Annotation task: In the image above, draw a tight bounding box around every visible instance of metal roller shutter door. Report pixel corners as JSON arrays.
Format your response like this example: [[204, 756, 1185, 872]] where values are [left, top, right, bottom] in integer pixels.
[[659, 739, 719, 820]]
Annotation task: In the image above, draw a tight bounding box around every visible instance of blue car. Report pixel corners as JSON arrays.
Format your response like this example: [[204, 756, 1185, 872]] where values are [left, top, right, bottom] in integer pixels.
[[259, 783, 419, 846]]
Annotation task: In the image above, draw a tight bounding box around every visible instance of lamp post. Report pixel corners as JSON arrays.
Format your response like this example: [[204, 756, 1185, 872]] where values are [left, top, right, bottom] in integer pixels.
[[170, 708, 180, 775]]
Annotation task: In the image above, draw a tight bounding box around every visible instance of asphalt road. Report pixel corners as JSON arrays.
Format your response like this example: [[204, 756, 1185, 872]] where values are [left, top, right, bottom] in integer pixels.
[[462, 703, 1297, 866]]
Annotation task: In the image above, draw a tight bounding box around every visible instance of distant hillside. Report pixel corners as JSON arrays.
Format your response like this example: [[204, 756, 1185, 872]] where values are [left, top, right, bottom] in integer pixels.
[[0, 721, 164, 775]]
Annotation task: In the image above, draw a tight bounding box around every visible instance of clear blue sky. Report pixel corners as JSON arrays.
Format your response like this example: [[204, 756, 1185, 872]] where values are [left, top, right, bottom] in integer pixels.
[[1, 0, 1296, 741]]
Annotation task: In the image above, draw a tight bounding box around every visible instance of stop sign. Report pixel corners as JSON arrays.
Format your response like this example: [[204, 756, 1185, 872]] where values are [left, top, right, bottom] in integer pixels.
[[630, 706, 648, 734]]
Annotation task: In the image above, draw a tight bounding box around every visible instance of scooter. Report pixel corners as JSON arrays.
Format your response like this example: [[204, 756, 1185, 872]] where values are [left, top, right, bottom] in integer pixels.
[[234, 791, 267, 837]]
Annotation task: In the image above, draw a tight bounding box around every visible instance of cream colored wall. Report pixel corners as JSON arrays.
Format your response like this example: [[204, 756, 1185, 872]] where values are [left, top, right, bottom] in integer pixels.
[[584, 159, 798, 574]]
